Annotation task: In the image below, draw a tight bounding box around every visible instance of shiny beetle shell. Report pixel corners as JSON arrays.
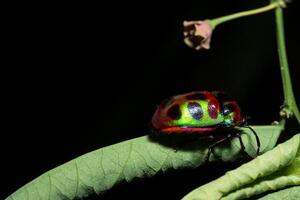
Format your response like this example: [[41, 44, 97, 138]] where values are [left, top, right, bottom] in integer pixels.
[[151, 91, 245, 134]]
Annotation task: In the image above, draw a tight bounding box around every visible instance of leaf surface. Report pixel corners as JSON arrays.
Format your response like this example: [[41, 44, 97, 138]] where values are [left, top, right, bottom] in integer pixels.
[[258, 186, 300, 200], [6, 124, 283, 200], [182, 132, 300, 200]]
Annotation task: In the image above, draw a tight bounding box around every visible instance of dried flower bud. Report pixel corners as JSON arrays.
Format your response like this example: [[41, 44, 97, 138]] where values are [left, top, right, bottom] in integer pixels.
[[183, 20, 213, 50]]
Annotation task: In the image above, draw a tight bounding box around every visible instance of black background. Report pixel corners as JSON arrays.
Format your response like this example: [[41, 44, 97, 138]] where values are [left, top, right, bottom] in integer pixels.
[[2, 1, 300, 199]]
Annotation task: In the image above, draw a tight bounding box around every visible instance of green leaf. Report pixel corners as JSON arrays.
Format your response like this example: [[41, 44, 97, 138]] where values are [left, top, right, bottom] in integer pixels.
[[258, 186, 300, 200], [5, 124, 283, 200], [182, 133, 300, 200]]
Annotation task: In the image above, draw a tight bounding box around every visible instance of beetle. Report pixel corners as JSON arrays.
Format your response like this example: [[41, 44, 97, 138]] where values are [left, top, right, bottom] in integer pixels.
[[151, 91, 260, 161]]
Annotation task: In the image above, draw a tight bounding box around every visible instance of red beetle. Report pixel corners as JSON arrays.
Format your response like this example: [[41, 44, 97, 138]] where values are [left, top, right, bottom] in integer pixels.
[[151, 91, 260, 160]]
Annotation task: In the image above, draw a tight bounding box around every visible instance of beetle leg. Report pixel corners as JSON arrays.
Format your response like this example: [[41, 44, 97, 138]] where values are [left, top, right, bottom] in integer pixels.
[[205, 136, 230, 162], [244, 126, 261, 156], [206, 131, 257, 162], [235, 133, 246, 152], [234, 132, 253, 159]]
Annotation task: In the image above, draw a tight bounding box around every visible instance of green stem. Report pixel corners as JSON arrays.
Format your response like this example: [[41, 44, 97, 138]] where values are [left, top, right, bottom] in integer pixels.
[[275, 6, 300, 124], [210, 1, 283, 27]]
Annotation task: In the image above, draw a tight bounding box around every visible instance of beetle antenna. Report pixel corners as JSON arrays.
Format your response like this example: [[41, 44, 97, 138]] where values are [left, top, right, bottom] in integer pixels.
[[244, 125, 260, 156]]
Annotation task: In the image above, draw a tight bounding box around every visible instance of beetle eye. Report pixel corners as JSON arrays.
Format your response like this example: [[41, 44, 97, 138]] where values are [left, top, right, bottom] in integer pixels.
[[223, 103, 235, 116], [223, 107, 231, 116], [222, 103, 233, 116]]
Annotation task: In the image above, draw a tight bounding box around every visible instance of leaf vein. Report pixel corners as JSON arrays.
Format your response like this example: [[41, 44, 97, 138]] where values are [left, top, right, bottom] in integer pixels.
[[74, 160, 79, 198], [98, 149, 106, 176], [48, 173, 52, 200], [134, 149, 158, 173], [50, 175, 72, 200], [159, 149, 172, 171], [115, 141, 133, 183]]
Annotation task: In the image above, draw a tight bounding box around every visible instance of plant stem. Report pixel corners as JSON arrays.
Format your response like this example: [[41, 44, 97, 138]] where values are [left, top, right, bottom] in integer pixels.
[[210, 1, 283, 27], [275, 6, 300, 124]]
